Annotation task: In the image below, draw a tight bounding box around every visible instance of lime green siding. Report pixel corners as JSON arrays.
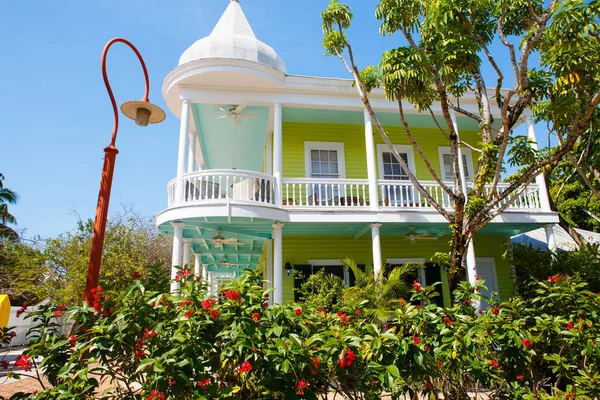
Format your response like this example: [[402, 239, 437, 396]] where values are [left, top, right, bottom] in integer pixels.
[[280, 234, 512, 304], [282, 122, 480, 179]]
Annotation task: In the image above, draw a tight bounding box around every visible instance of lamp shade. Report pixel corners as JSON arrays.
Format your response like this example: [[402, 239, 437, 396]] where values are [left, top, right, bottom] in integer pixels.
[[121, 100, 166, 126]]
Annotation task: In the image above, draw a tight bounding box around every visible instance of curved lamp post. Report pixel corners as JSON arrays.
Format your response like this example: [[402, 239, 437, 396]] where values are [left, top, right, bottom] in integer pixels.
[[84, 38, 166, 306]]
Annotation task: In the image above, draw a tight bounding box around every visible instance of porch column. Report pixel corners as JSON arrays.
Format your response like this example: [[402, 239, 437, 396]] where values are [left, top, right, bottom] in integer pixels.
[[364, 109, 380, 210], [187, 131, 196, 173], [370, 224, 383, 279], [272, 223, 284, 304], [465, 239, 480, 310], [194, 253, 202, 277], [175, 99, 192, 205], [202, 263, 208, 282], [273, 104, 283, 207], [267, 239, 273, 296], [523, 110, 552, 212], [545, 224, 557, 252], [266, 132, 273, 175], [183, 238, 192, 268], [449, 110, 469, 197], [170, 222, 184, 294]]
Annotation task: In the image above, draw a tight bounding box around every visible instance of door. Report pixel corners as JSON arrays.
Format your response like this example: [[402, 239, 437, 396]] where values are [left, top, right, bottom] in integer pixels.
[[476, 258, 499, 311]]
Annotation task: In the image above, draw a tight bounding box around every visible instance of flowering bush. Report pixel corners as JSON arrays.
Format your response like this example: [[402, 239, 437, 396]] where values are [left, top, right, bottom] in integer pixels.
[[1, 269, 599, 399]]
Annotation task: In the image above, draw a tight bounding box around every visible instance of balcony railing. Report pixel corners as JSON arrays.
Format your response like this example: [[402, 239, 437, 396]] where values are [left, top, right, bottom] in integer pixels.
[[167, 171, 542, 211], [167, 170, 275, 208]]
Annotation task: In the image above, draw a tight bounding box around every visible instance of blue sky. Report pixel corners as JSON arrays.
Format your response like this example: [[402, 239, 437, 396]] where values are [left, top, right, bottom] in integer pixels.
[[1, 1, 525, 239]]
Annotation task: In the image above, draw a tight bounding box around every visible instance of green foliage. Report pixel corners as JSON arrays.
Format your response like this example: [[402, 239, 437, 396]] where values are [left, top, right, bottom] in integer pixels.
[[0, 171, 19, 240], [43, 212, 171, 304], [510, 242, 600, 298], [2, 269, 599, 399], [297, 270, 345, 311]]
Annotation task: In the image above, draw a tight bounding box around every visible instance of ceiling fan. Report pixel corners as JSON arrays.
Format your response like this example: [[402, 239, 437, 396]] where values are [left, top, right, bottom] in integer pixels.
[[214, 105, 258, 126], [211, 230, 245, 248], [403, 226, 438, 244], [218, 257, 246, 267]]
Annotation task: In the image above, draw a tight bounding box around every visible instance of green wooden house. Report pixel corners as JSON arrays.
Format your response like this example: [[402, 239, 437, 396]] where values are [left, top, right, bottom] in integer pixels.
[[156, 0, 558, 307]]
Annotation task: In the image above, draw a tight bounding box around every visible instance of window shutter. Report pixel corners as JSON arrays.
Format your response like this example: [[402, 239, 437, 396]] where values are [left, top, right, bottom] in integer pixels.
[[424, 263, 444, 307], [293, 265, 312, 302]]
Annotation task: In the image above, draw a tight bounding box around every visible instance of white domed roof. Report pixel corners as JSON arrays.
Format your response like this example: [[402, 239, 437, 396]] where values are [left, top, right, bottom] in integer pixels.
[[178, 0, 286, 73]]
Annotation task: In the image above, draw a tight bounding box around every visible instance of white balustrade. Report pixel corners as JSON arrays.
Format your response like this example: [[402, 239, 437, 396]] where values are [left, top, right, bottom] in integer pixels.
[[282, 178, 370, 207], [166, 170, 275, 207]]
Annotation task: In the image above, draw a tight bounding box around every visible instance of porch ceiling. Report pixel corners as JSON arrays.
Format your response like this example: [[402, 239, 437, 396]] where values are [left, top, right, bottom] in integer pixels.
[[193, 103, 269, 171]]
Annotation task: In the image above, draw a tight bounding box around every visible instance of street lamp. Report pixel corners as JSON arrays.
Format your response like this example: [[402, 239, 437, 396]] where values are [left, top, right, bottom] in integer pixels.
[[84, 38, 166, 306]]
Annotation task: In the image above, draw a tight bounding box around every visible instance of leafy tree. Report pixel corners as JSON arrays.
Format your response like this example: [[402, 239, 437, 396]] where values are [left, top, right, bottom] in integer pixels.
[[43, 209, 171, 304], [320, 0, 600, 288], [0, 172, 18, 240]]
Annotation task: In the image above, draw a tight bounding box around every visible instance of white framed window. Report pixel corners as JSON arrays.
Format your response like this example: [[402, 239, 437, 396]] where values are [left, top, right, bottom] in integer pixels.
[[304, 142, 346, 179], [376, 144, 416, 180], [386, 258, 426, 284], [475, 257, 499, 311], [308, 259, 349, 286], [438, 147, 474, 181]]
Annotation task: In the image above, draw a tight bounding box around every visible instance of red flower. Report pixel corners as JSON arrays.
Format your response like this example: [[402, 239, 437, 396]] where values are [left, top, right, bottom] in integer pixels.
[[184, 310, 194, 319], [53, 311, 63, 317], [239, 361, 252, 373], [355, 309, 361, 315], [566, 322, 574, 330], [210, 309, 219, 318], [294, 308, 302, 316], [338, 348, 356, 367], [1, 360, 9, 369], [131, 271, 142, 279], [14, 355, 32, 372], [413, 280, 422, 291], [491, 305, 500, 315], [413, 335, 420, 345], [548, 275, 561, 283], [437, 360, 443, 368], [57, 304, 66, 311], [147, 390, 165, 400], [521, 339, 532, 349], [16, 305, 27, 318], [201, 300, 213, 309], [194, 275, 200, 281], [443, 316, 454, 325], [198, 378, 211, 389], [296, 379, 309, 396], [252, 312, 260, 322], [179, 299, 193, 307], [263, 301, 269, 308], [475, 275, 481, 281], [312, 357, 320, 370], [491, 360, 499, 369], [144, 328, 157, 339], [516, 375, 524, 381], [70, 335, 76, 347], [168, 379, 176, 385], [225, 290, 241, 301], [337, 312, 349, 324]]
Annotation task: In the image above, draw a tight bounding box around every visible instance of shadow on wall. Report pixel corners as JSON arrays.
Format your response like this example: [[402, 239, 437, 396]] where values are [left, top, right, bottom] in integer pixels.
[[7, 307, 71, 348]]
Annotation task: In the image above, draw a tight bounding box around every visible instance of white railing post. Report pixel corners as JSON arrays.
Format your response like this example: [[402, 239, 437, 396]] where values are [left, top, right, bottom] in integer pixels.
[[364, 109, 380, 210], [273, 104, 283, 207], [176, 99, 192, 205], [524, 109, 552, 212]]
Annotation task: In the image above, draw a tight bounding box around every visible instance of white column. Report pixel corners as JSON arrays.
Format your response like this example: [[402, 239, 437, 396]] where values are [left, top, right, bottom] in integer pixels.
[[194, 253, 202, 277], [364, 110, 380, 210], [450, 110, 469, 198], [266, 239, 273, 294], [266, 132, 273, 175], [545, 225, 557, 252], [170, 222, 184, 294], [465, 239, 480, 311], [202, 263, 208, 282], [272, 223, 284, 304], [370, 224, 383, 280], [175, 99, 191, 205], [273, 104, 283, 207], [187, 132, 196, 173], [183, 238, 192, 268], [524, 110, 552, 211]]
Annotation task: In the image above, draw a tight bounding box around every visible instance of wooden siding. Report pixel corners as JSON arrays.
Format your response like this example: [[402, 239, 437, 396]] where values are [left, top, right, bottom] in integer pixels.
[[282, 122, 481, 179], [280, 234, 512, 304]]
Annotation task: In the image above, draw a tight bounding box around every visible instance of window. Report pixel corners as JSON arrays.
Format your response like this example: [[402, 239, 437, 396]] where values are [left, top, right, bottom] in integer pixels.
[[305, 142, 346, 179], [475, 258, 498, 311], [304, 142, 346, 205], [438, 147, 474, 181], [377, 145, 416, 206], [293, 259, 354, 302], [385, 258, 444, 307]]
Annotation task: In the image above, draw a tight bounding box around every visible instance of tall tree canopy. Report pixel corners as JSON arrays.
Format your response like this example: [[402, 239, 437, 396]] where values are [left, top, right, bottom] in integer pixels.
[[0, 172, 18, 240], [321, 0, 600, 286]]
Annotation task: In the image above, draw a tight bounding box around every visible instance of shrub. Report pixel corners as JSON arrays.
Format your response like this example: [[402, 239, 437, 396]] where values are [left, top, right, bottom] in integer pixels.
[[1, 269, 598, 399]]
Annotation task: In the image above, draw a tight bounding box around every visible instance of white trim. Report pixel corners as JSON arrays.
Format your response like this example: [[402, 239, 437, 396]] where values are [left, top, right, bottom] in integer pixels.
[[304, 142, 347, 179], [438, 147, 474, 180], [376, 144, 416, 179], [475, 257, 498, 292]]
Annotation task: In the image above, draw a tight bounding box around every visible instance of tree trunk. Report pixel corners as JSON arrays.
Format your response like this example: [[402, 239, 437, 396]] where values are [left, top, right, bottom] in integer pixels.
[[448, 228, 468, 293]]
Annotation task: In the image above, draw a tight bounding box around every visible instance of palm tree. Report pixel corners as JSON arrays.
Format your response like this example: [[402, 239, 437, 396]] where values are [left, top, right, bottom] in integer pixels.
[[0, 172, 18, 240]]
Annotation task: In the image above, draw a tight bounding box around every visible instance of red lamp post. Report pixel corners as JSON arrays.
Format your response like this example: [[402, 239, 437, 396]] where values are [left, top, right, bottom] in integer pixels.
[[84, 38, 166, 306]]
